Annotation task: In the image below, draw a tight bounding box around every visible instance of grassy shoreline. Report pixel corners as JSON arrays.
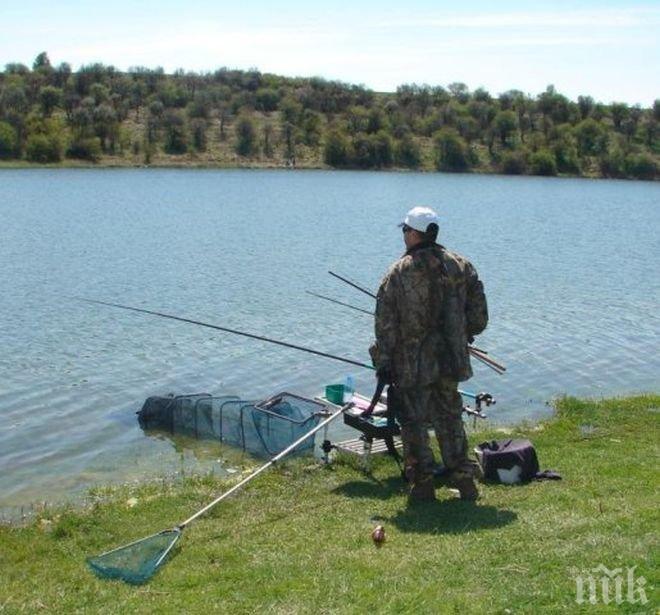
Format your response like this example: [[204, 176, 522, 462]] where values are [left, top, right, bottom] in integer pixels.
[[1, 394, 658, 613], [0, 158, 628, 180]]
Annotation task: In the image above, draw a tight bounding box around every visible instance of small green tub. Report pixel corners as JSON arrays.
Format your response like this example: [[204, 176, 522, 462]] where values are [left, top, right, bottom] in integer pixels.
[[325, 384, 345, 405]]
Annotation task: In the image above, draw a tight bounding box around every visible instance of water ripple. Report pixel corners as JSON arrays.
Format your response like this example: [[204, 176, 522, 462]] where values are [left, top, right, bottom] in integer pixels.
[[0, 169, 658, 512]]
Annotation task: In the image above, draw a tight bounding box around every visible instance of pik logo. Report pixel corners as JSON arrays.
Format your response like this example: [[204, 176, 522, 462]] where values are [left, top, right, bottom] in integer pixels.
[[574, 564, 649, 606]]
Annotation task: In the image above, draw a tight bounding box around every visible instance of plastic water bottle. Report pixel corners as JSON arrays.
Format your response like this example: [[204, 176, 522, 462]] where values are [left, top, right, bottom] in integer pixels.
[[344, 374, 355, 403]]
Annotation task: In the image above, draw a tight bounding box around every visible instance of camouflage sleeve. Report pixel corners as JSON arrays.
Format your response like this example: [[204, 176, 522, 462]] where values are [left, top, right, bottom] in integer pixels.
[[465, 261, 488, 338], [370, 269, 399, 371]]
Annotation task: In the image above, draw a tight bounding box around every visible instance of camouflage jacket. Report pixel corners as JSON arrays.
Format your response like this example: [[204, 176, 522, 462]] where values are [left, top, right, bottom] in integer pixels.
[[370, 242, 488, 387]]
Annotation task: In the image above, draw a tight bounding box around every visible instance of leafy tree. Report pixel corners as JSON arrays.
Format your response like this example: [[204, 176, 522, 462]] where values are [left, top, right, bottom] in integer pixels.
[[26, 132, 62, 162], [537, 85, 570, 124], [93, 104, 119, 151], [346, 106, 369, 135], [599, 147, 626, 178], [0, 121, 18, 158], [621, 118, 637, 143], [441, 100, 463, 127], [370, 131, 393, 168], [149, 100, 165, 118], [262, 122, 274, 157], [529, 150, 557, 176], [577, 95, 594, 120], [1, 84, 28, 114], [472, 88, 492, 104], [500, 151, 527, 175], [624, 154, 656, 180], [367, 108, 387, 134], [323, 129, 350, 167], [190, 119, 207, 151], [493, 111, 518, 146], [66, 136, 102, 162], [350, 134, 373, 168], [39, 86, 62, 116], [448, 82, 470, 104], [54, 62, 72, 88], [574, 119, 608, 156], [158, 83, 188, 108], [70, 106, 93, 134], [279, 97, 302, 125], [129, 81, 147, 118], [162, 110, 188, 154], [419, 110, 443, 137], [234, 115, 257, 156], [431, 85, 450, 107], [301, 109, 322, 146], [217, 102, 230, 141], [457, 116, 479, 144], [4, 63, 29, 75], [187, 92, 213, 119], [641, 118, 658, 152], [434, 128, 471, 171], [33, 52, 51, 70], [551, 125, 580, 174], [280, 121, 298, 162], [395, 134, 421, 168], [610, 102, 629, 130], [255, 88, 279, 112]]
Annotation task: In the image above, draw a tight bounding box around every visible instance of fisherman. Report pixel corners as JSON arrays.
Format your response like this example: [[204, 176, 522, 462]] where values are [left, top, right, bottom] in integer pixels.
[[369, 206, 488, 501]]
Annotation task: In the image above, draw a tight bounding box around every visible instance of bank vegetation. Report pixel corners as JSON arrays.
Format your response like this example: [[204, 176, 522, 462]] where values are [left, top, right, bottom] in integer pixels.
[[0, 52, 658, 180]]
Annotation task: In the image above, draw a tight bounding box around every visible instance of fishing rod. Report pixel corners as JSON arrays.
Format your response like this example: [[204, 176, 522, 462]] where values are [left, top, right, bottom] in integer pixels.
[[76, 298, 375, 370], [328, 271, 377, 299], [328, 271, 506, 374], [78, 297, 480, 400], [305, 291, 373, 316]]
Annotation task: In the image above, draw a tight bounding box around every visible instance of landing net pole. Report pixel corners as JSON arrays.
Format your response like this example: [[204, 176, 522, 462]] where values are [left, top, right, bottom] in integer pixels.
[[178, 404, 349, 529]]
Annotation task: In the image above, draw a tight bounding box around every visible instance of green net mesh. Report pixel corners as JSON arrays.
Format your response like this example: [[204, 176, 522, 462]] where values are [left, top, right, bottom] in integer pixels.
[[138, 393, 326, 457], [87, 529, 181, 584]]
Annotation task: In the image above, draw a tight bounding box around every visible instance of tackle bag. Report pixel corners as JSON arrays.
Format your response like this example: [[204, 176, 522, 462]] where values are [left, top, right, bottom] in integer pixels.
[[475, 439, 540, 484]]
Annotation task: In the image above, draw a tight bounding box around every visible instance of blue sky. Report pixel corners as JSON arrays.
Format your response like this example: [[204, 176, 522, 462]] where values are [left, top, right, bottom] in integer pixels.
[[2, 0, 658, 105]]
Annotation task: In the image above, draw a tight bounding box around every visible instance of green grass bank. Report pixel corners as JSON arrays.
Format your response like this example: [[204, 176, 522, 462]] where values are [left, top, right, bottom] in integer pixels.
[[1, 394, 658, 614]]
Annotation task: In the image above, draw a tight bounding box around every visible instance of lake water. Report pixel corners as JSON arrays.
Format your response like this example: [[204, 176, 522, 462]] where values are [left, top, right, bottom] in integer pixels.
[[1, 169, 658, 515]]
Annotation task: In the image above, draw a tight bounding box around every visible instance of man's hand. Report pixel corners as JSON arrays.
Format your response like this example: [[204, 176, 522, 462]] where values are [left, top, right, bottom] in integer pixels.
[[376, 367, 393, 384]]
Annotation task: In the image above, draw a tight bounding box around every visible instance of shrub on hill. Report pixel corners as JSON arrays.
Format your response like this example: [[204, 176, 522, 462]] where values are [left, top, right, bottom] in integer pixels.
[[529, 150, 557, 176]]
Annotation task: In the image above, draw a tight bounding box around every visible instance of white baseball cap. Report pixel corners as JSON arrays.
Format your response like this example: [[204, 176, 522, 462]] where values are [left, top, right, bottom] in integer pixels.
[[399, 206, 439, 233]]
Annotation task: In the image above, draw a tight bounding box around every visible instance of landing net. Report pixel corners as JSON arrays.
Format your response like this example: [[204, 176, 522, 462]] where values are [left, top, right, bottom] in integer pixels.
[[87, 529, 181, 585]]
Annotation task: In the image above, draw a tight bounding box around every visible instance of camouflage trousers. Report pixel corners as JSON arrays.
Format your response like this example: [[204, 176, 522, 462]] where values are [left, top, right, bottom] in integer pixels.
[[394, 378, 474, 487]]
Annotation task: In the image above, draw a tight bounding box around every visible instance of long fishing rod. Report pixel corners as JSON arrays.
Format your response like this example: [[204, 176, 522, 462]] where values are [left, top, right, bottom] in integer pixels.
[[76, 298, 375, 370], [328, 271, 506, 374], [308, 289, 505, 374], [328, 271, 377, 300], [78, 297, 481, 399], [305, 291, 373, 316]]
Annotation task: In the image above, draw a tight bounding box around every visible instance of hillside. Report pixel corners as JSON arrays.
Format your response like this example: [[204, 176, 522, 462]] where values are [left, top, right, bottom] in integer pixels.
[[0, 52, 657, 180]]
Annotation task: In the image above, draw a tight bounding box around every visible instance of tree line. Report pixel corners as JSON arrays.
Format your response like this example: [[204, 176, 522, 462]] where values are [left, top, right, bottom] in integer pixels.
[[0, 52, 657, 180]]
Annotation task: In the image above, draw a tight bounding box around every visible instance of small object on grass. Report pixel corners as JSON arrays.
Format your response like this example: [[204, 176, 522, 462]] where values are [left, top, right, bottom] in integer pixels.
[[372, 525, 385, 545]]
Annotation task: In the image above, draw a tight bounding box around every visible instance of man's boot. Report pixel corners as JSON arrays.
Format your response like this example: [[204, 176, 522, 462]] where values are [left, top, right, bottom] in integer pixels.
[[409, 477, 436, 502], [452, 476, 479, 501]]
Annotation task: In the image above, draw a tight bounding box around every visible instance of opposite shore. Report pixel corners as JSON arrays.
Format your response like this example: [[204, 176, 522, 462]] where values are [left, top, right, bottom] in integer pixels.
[[1, 55, 658, 181], [1, 158, 656, 182]]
